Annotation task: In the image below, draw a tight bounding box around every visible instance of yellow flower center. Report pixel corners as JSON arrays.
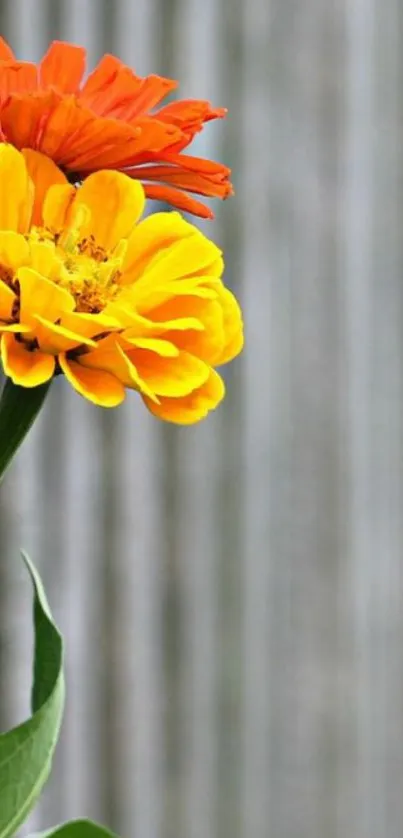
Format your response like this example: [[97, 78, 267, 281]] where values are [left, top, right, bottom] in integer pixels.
[[1, 223, 129, 321], [55, 238, 127, 313]]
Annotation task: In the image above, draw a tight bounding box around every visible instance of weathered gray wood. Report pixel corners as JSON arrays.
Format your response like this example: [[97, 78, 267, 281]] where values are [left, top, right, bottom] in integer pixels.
[[1, 0, 403, 837]]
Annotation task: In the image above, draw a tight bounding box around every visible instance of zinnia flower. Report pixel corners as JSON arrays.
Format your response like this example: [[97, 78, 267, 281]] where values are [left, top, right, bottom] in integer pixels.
[[0, 38, 232, 220], [0, 144, 242, 423]]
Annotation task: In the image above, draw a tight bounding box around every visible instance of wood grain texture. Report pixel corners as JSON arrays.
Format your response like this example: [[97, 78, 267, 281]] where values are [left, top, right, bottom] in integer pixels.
[[0, 0, 402, 836]]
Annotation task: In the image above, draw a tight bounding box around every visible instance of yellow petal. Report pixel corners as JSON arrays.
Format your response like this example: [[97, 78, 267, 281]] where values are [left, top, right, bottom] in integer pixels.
[[0, 144, 33, 233], [121, 336, 179, 357], [42, 183, 76, 234], [0, 280, 15, 320], [18, 267, 75, 325], [122, 211, 195, 284], [33, 315, 97, 353], [191, 256, 224, 279], [147, 295, 225, 364], [22, 149, 67, 226], [103, 303, 204, 336], [137, 232, 222, 285], [127, 278, 218, 315], [29, 239, 61, 279], [1, 333, 55, 386], [143, 369, 225, 424], [78, 335, 159, 402], [115, 344, 159, 402], [0, 323, 31, 333], [60, 311, 120, 340], [59, 353, 125, 407], [122, 315, 204, 338], [216, 287, 244, 364], [72, 170, 145, 252], [0, 231, 29, 271], [126, 347, 210, 397]]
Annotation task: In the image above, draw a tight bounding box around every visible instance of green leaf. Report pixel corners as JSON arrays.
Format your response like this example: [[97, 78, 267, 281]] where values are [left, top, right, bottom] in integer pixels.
[[0, 377, 51, 484], [0, 553, 65, 838], [28, 819, 120, 838]]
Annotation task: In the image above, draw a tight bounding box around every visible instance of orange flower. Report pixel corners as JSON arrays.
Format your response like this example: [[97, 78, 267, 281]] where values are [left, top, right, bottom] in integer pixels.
[[0, 145, 243, 423], [0, 38, 232, 219]]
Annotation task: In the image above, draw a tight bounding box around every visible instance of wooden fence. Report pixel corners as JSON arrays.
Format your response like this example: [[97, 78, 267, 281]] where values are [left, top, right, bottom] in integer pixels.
[[1, 0, 403, 836]]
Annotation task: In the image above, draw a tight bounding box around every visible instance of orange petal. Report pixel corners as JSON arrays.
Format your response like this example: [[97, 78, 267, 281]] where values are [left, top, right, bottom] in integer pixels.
[[34, 94, 144, 170], [1, 333, 55, 386], [80, 58, 175, 123], [155, 99, 227, 133], [117, 116, 181, 156], [137, 162, 232, 199], [59, 353, 125, 407], [0, 37, 15, 61], [161, 153, 232, 177], [0, 90, 61, 148], [39, 41, 86, 93], [72, 170, 145, 251], [143, 183, 214, 219], [22, 149, 67, 225], [0, 62, 38, 102], [59, 117, 143, 170], [120, 75, 178, 120], [143, 368, 225, 424], [33, 96, 98, 160], [79, 54, 140, 110], [18, 267, 75, 325], [0, 144, 34, 232]]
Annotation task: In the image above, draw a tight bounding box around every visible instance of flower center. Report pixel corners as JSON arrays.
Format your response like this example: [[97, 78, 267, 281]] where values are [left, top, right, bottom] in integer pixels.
[[55, 240, 125, 313], [0, 226, 128, 320]]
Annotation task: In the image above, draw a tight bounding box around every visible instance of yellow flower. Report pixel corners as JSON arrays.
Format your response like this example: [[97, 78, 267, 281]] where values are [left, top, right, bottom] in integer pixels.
[[0, 144, 243, 423]]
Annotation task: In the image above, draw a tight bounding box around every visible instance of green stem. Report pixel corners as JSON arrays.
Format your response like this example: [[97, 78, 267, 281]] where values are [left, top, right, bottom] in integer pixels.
[[0, 378, 51, 483]]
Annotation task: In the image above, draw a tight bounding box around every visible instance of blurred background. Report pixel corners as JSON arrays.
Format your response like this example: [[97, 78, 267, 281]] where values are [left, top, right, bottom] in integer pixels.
[[1, 0, 403, 836]]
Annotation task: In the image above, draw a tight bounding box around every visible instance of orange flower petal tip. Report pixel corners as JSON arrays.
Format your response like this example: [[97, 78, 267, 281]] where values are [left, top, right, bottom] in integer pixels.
[[0, 38, 232, 219]]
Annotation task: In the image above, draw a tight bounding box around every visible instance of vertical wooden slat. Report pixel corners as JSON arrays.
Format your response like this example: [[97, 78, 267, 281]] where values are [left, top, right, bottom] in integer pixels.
[[215, 2, 245, 836], [370, 6, 403, 834], [286, 4, 348, 835], [239, 0, 272, 835], [343, 1, 376, 835], [3, 0, 49, 59], [55, 393, 106, 822], [2, 2, 403, 838], [344, 1, 403, 837], [114, 0, 155, 73], [169, 5, 224, 838], [107, 401, 165, 838], [53, 0, 100, 61]]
